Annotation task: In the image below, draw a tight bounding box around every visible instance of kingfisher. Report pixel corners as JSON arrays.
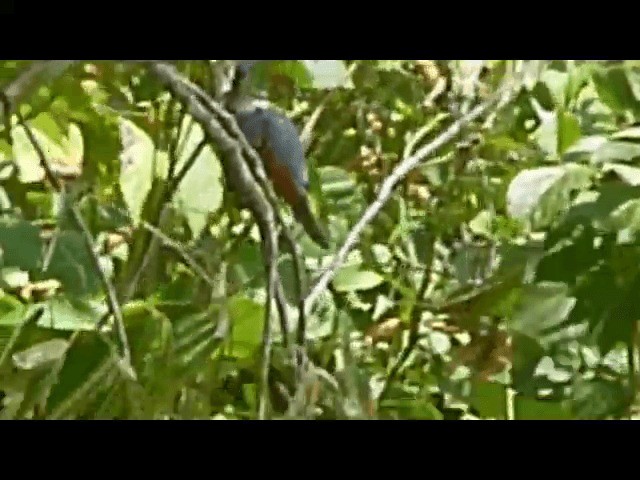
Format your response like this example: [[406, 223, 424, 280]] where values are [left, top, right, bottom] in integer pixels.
[[226, 61, 329, 249]]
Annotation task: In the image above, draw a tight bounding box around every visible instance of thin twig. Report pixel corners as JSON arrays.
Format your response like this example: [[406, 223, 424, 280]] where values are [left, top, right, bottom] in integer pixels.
[[303, 67, 531, 317], [402, 113, 450, 160], [139, 217, 216, 288], [118, 205, 170, 304], [170, 138, 207, 192]]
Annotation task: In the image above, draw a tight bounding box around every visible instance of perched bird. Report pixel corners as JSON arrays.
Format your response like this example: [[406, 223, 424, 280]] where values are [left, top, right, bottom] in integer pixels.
[[226, 60, 329, 249], [234, 107, 329, 249]]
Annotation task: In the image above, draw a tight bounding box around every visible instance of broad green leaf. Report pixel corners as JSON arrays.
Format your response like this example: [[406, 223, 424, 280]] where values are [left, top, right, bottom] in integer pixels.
[[626, 68, 640, 101], [533, 108, 581, 157], [509, 282, 577, 350], [37, 296, 105, 331], [44, 333, 115, 418], [319, 166, 357, 198], [468, 210, 493, 238], [438, 275, 523, 331], [40, 231, 102, 296], [470, 382, 507, 419], [263, 61, 312, 89], [30, 112, 65, 145], [63, 124, 84, 164], [592, 66, 639, 113], [172, 309, 220, 375], [571, 377, 629, 419], [561, 183, 640, 230], [228, 240, 263, 288], [228, 296, 265, 358], [506, 164, 592, 227], [557, 111, 581, 154], [611, 126, 640, 140], [119, 118, 156, 225], [607, 198, 640, 239], [0, 218, 42, 270], [12, 339, 69, 370], [592, 271, 640, 353], [1, 268, 29, 289], [172, 116, 224, 237], [537, 223, 602, 283], [371, 294, 395, 321], [564, 135, 607, 158], [602, 163, 640, 185], [515, 397, 572, 419], [592, 140, 640, 164], [333, 265, 385, 293], [0, 300, 27, 327], [11, 124, 66, 183]]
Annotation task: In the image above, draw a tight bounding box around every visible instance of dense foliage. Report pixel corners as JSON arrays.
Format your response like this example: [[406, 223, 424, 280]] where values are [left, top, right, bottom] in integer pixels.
[[1, 60, 639, 419]]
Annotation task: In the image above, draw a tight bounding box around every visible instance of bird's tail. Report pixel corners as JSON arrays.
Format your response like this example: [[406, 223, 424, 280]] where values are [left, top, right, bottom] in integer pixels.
[[292, 197, 329, 249]]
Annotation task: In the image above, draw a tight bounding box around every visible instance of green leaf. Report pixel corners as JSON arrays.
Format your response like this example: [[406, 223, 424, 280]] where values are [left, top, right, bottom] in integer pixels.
[[602, 163, 640, 185], [471, 382, 507, 419], [611, 126, 640, 140], [12, 339, 69, 371], [558, 111, 581, 154], [172, 309, 220, 375], [228, 296, 265, 358], [570, 377, 629, 419], [41, 231, 102, 296], [0, 218, 42, 270], [515, 396, 572, 420], [118, 118, 156, 225], [172, 116, 224, 237], [509, 282, 578, 350], [592, 66, 639, 113], [44, 332, 115, 418], [592, 140, 640, 164], [333, 265, 385, 293], [540, 69, 569, 107], [506, 164, 592, 228], [319, 166, 357, 198], [468, 210, 494, 238], [533, 108, 581, 157], [1, 268, 29, 289], [30, 112, 65, 145], [64, 124, 84, 163], [263, 61, 313, 89], [564, 135, 608, 158], [592, 272, 640, 353], [11, 125, 66, 183], [37, 296, 105, 331]]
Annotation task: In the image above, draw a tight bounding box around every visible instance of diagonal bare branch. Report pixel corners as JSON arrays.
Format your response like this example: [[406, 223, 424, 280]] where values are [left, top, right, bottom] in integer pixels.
[[303, 62, 541, 317]]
